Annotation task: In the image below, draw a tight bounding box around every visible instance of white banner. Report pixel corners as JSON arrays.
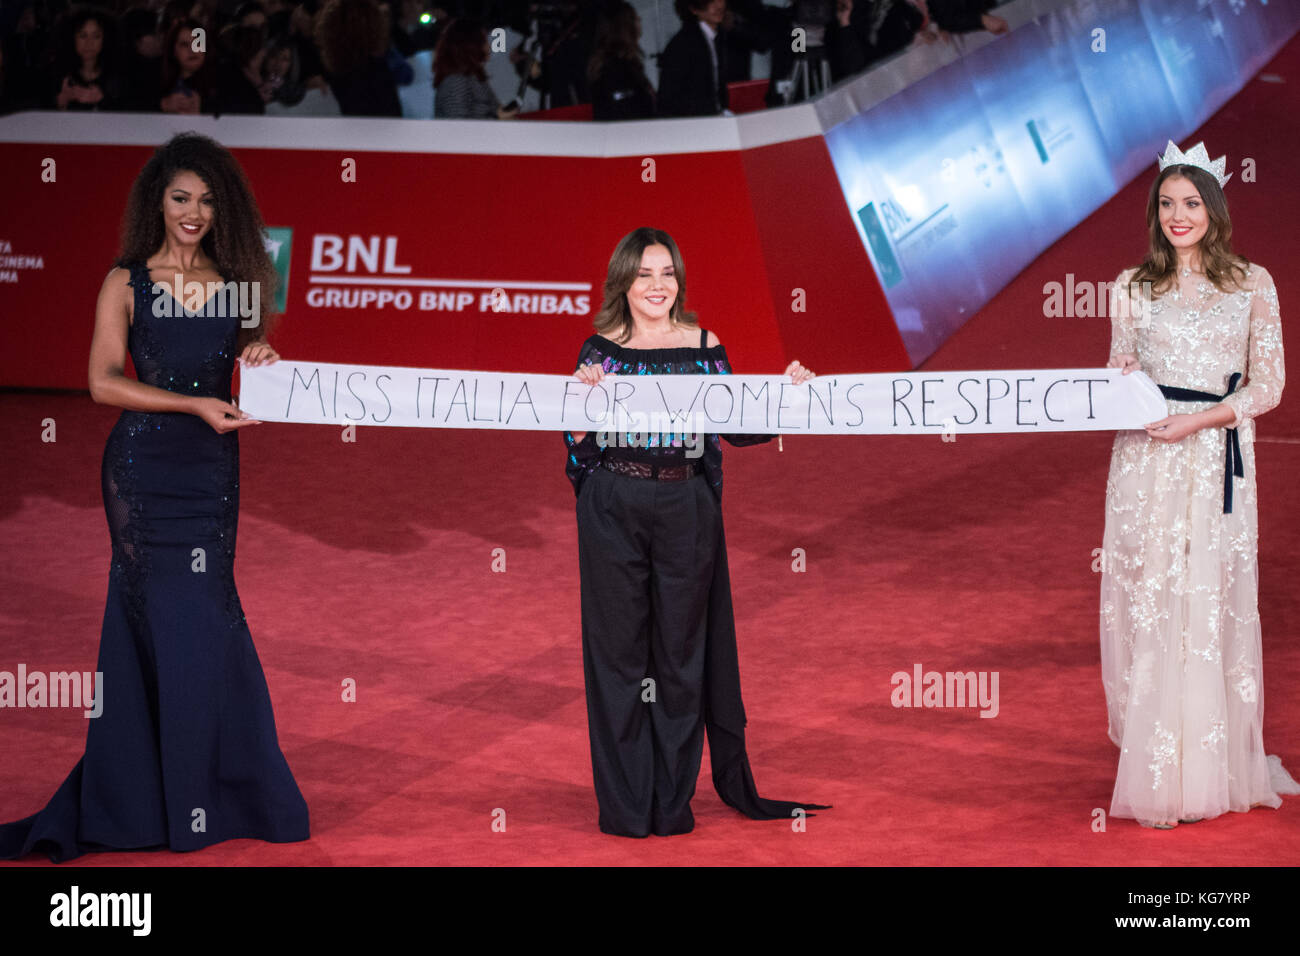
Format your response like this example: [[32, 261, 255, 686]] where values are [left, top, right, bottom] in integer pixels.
[[238, 360, 1169, 435]]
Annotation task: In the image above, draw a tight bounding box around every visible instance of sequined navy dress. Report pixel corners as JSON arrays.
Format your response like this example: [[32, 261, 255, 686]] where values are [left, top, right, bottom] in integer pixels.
[[564, 331, 828, 836], [0, 260, 309, 861]]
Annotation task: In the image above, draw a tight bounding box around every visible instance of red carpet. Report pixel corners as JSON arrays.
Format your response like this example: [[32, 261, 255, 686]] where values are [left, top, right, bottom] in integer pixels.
[[2, 39, 1298, 866]]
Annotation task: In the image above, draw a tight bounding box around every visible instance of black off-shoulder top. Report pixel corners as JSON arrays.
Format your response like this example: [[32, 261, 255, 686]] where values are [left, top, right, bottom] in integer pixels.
[[562, 329, 773, 499]]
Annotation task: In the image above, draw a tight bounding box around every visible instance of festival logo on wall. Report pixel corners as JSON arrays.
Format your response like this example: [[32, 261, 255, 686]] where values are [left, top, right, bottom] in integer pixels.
[[0, 238, 44, 284], [1026, 117, 1075, 164], [854, 204, 904, 289], [266, 227, 293, 314], [296, 233, 593, 317]]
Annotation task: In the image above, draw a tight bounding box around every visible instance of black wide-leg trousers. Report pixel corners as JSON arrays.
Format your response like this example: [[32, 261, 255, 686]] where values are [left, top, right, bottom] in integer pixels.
[[577, 465, 720, 837]]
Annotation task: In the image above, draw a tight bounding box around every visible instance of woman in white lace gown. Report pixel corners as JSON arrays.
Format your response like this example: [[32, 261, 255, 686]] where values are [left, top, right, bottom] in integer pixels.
[[1100, 144, 1298, 829]]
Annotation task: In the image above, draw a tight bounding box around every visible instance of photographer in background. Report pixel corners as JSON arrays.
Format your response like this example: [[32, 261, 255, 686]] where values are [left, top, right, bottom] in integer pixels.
[[508, 1, 596, 110]]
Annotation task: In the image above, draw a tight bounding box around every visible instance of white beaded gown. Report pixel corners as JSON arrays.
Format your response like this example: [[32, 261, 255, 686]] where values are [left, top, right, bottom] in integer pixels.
[[1101, 262, 1299, 826]]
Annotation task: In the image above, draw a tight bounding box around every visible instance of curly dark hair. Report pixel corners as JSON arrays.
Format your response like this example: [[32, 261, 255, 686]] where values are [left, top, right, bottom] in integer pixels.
[[1131, 164, 1249, 297], [55, 5, 117, 78], [114, 132, 279, 347]]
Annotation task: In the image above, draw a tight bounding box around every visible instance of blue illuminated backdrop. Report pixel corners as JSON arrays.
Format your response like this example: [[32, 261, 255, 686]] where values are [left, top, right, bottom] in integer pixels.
[[821, 0, 1297, 365]]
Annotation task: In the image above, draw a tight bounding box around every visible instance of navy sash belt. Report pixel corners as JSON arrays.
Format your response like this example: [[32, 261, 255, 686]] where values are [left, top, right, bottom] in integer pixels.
[[1156, 371, 1243, 514]]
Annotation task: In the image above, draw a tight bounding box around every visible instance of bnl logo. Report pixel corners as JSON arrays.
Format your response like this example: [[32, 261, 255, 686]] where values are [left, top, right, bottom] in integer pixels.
[[857, 200, 907, 288], [877, 197, 913, 236], [264, 227, 293, 313]]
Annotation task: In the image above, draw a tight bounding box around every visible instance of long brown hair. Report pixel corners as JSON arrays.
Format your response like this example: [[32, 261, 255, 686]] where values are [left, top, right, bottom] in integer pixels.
[[114, 132, 279, 347], [160, 18, 217, 100], [592, 227, 698, 343], [433, 17, 488, 87], [1131, 165, 1249, 296], [587, 2, 644, 85]]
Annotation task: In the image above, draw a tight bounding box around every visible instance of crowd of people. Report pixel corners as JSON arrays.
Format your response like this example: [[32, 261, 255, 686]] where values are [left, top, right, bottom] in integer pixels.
[[0, 0, 1008, 120]]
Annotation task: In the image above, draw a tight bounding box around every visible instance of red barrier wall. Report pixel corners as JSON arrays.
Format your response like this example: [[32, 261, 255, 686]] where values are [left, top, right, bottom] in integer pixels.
[[0, 117, 909, 390]]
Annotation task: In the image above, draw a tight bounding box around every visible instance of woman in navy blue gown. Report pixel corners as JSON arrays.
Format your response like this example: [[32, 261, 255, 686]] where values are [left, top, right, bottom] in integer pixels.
[[0, 132, 309, 861]]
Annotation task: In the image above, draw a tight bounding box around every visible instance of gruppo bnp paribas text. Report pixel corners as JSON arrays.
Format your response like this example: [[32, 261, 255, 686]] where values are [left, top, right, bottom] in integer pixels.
[[307, 234, 593, 315]]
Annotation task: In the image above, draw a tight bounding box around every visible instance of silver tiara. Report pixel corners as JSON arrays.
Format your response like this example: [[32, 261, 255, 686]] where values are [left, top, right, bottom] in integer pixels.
[[1157, 139, 1232, 187]]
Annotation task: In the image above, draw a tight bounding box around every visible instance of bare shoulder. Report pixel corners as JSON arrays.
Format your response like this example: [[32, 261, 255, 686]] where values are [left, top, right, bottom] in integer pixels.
[[705, 329, 720, 348], [99, 266, 134, 322], [99, 265, 134, 303]]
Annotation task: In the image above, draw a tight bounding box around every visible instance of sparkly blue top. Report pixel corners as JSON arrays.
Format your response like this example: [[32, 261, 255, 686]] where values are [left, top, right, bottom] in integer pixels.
[[562, 330, 773, 499]]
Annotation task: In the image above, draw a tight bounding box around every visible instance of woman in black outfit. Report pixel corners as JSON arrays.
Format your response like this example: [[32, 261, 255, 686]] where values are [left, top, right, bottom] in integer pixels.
[[563, 227, 830, 837], [588, 0, 654, 121], [51, 5, 123, 111]]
